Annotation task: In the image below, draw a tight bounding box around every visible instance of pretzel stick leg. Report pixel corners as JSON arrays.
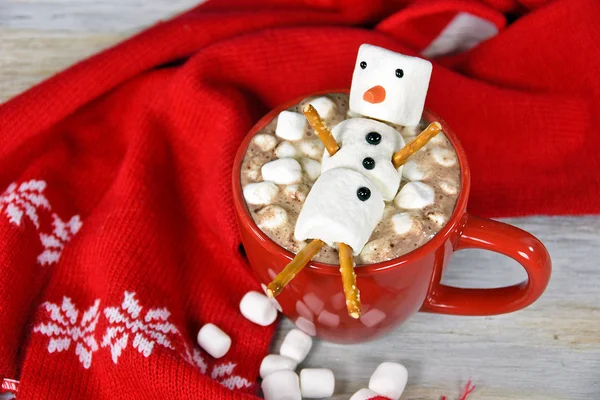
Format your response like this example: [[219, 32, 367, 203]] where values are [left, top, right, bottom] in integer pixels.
[[392, 121, 442, 169], [338, 243, 361, 319], [303, 104, 340, 156], [267, 239, 325, 298]]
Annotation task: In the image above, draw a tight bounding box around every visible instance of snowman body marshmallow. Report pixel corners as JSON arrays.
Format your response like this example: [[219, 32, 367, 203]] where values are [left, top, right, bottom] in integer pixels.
[[349, 44, 433, 127], [321, 118, 405, 201]]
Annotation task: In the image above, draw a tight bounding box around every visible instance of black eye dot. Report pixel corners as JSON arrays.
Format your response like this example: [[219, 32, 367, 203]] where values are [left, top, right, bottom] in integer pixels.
[[362, 157, 375, 170], [357, 187, 371, 201], [395, 68, 404, 78], [360, 61, 367, 69], [366, 132, 381, 145]]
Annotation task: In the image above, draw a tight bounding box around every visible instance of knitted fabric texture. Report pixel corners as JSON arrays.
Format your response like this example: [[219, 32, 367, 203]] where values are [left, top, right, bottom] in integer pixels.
[[0, 0, 598, 398]]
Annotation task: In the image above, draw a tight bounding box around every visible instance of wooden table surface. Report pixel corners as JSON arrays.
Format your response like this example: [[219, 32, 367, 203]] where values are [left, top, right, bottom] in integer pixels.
[[1, 2, 598, 399]]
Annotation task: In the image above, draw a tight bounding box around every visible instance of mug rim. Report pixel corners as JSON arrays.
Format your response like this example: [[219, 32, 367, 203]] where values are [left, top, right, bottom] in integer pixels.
[[232, 89, 471, 276]]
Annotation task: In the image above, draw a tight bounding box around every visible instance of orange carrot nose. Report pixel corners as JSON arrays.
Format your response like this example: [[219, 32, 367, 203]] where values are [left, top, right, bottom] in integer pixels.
[[363, 85, 386, 104]]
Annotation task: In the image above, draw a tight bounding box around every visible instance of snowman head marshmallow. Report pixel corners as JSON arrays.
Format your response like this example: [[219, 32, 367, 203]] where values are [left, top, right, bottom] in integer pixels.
[[349, 44, 433, 127]]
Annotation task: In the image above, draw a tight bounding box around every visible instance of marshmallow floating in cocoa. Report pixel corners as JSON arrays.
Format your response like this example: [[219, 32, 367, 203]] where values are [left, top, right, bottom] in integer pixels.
[[253, 133, 278, 151], [307, 96, 336, 120], [256, 205, 288, 230], [261, 158, 302, 185], [275, 141, 298, 158], [294, 168, 384, 255], [350, 44, 432, 127], [402, 160, 427, 181], [394, 181, 435, 210], [300, 158, 321, 181], [392, 212, 414, 235], [242, 182, 279, 205], [276, 111, 306, 141]]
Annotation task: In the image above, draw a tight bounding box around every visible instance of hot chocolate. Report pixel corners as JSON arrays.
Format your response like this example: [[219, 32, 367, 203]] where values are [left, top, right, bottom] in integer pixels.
[[240, 93, 460, 265]]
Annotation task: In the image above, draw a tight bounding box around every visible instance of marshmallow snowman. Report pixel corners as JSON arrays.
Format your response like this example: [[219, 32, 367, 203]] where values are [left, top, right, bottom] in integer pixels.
[[294, 168, 384, 255], [321, 118, 405, 201], [350, 44, 433, 127]]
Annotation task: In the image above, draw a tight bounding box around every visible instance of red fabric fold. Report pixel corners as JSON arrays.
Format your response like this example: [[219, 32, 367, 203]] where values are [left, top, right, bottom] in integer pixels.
[[0, 0, 598, 398]]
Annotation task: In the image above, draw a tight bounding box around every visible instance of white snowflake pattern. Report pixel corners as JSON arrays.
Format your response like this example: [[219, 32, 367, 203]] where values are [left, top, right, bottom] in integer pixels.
[[37, 213, 83, 265], [183, 342, 252, 391], [33, 297, 101, 369], [211, 361, 253, 391], [102, 292, 179, 364], [0, 180, 50, 228]]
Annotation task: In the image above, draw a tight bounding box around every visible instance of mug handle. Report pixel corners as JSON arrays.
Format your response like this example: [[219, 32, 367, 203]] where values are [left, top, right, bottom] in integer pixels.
[[421, 214, 552, 316]]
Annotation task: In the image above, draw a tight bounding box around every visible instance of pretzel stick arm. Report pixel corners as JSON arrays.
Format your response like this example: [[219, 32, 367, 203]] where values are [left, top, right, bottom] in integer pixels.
[[267, 239, 325, 298], [303, 104, 340, 156], [338, 243, 361, 319], [392, 121, 442, 169]]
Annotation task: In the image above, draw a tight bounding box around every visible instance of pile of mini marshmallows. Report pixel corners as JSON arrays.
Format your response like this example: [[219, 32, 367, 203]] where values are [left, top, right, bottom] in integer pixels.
[[196, 289, 409, 400], [242, 97, 334, 229]]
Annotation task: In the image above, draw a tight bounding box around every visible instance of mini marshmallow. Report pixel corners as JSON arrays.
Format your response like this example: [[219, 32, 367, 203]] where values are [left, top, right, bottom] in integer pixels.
[[256, 206, 288, 229], [262, 370, 301, 400], [260, 354, 298, 379], [261, 158, 302, 184], [284, 184, 308, 202], [308, 96, 336, 119], [392, 212, 414, 235], [321, 118, 405, 200], [275, 141, 298, 158], [280, 329, 313, 363], [402, 160, 427, 181], [297, 139, 325, 159], [276, 111, 306, 141], [294, 168, 385, 255], [394, 182, 435, 210], [295, 317, 317, 336], [350, 44, 433, 126], [431, 147, 457, 167], [253, 133, 278, 151], [301, 158, 321, 181], [427, 211, 446, 226], [368, 362, 408, 400], [350, 388, 381, 400], [196, 323, 231, 359], [439, 180, 458, 195], [300, 368, 335, 398], [360, 238, 393, 264], [239, 291, 278, 326], [243, 182, 279, 205]]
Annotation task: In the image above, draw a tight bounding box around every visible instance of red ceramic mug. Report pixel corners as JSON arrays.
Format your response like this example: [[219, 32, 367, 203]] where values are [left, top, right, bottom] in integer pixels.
[[232, 92, 552, 344]]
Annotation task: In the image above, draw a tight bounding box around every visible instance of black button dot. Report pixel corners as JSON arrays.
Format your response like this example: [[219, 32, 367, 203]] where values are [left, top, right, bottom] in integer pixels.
[[357, 187, 371, 201], [366, 131, 381, 145], [360, 61, 367, 69], [362, 157, 375, 170], [395, 68, 404, 78]]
